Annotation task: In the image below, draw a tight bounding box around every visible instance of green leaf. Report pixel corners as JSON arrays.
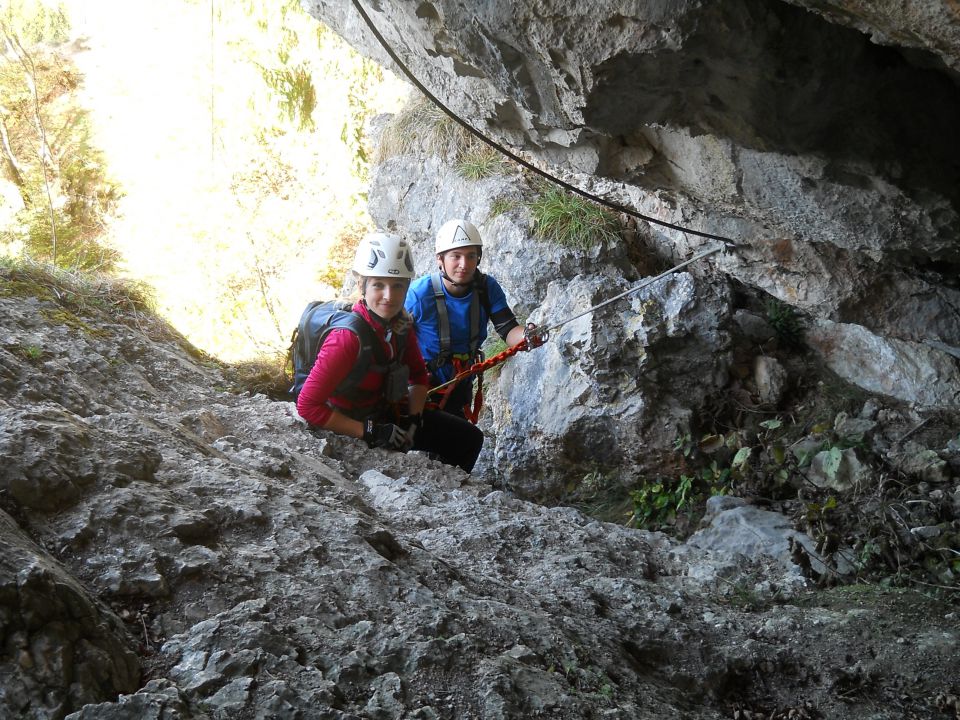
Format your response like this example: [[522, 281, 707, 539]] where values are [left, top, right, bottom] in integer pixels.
[[759, 419, 782, 430], [772, 444, 786, 465], [732, 447, 752, 469], [698, 434, 724, 453], [823, 447, 843, 481]]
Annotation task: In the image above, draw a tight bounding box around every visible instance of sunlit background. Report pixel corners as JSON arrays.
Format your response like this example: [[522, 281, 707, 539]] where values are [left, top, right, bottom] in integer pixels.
[[2, 0, 408, 361]]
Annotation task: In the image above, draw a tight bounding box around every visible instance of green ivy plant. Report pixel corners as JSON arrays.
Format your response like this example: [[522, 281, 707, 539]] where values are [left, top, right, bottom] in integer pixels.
[[628, 475, 696, 530]]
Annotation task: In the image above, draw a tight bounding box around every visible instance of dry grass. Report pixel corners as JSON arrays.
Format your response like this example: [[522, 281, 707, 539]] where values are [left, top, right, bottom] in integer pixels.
[[457, 142, 512, 180], [1, 254, 155, 318], [377, 94, 474, 161], [223, 353, 292, 400]]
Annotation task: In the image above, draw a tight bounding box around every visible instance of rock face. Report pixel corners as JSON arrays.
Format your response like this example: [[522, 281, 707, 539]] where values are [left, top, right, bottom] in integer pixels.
[[367, 150, 733, 495], [308, 0, 960, 497], [4, 1, 960, 716], [0, 508, 141, 718], [2, 263, 957, 718], [305, 0, 960, 411]]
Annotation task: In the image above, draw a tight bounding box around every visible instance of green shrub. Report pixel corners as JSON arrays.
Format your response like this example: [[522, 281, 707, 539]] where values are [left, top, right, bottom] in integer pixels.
[[528, 186, 620, 251], [628, 475, 697, 530], [765, 298, 805, 347], [457, 143, 510, 180]]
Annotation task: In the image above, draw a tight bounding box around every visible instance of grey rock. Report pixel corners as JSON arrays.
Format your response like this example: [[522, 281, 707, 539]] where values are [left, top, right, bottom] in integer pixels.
[[754, 355, 789, 406], [0, 510, 140, 719], [808, 447, 874, 492]]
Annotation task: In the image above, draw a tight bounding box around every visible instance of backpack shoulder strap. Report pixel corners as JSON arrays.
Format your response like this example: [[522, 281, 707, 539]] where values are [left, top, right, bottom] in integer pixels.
[[474, 270, 493, 318], [430, 272, 452, 366], [334, 310, 384, 382], [466, 271, 496, 357]]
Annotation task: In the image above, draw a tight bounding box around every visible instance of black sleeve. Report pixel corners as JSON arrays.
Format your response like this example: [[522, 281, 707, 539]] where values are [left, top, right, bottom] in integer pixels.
[[490, 307, 519, 341]]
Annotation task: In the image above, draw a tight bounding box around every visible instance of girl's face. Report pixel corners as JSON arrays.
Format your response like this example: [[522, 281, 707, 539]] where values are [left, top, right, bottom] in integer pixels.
[[362, 276, 410, 320]]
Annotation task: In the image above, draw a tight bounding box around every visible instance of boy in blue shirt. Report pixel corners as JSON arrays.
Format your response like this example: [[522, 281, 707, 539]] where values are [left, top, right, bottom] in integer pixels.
[[404, 218, 545, 420]]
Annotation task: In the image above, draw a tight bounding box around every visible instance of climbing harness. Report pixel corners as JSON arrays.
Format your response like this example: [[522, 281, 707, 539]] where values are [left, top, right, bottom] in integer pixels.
[[427, 245, 724, 405], [427, 271, 487, 372]]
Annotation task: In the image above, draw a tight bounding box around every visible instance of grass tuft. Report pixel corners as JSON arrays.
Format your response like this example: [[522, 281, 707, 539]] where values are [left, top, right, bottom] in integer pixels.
[[457, 143, 511, 180], [528, 185, 621, 251], [223, 353, 292, 400], [1, 255, 155, 317], [377, 95, 472, 161]]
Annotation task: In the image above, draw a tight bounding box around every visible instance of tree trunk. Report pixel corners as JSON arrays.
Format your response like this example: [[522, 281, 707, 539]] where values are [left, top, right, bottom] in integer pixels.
[[0, 112, 28, 202]]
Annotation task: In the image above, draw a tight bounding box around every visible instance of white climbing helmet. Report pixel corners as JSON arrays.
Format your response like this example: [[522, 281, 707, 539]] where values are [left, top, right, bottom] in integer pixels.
[[435, 218, 483, 255], [352, 232, 416, 278]]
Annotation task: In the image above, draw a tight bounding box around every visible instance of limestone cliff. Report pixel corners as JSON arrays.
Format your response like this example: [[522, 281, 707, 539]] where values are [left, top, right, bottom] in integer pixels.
[[304, 0, 960, 407]]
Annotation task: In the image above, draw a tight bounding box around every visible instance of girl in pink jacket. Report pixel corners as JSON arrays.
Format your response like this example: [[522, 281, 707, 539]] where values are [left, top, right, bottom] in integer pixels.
[[296, 233, 483, 473]]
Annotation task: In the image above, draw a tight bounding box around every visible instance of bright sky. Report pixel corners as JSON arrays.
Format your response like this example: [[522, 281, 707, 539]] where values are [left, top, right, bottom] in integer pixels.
[[57, 0, 409, 361], [63, 0, 217, 268]]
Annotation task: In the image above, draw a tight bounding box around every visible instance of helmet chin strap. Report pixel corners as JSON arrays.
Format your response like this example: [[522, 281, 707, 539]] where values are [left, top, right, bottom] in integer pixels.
[[439, 267, 471, 287], [437, 252, 481, 288]]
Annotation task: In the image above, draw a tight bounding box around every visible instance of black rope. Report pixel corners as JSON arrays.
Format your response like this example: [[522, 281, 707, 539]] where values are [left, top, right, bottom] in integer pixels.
[[349, 0, 738, 246]]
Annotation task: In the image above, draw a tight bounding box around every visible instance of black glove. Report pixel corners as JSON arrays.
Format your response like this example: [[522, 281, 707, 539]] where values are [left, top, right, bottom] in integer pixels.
[[399, 413, 422, 451], [523, 322, 548, 350], [363, 419, 407, 450]]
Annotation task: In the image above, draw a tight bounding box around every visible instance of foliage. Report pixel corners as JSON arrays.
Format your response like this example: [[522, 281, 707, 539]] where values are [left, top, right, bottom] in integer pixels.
[[674, 384, 960, 595], [478, 335, 510, 381], [259, 63, 316, 130], [17, 342, 42, 361], [628, 475, 699, 530], [316, 221, 366, 292], [489, 196, 519, 218], [765, 297, 805, 347], [528, 185, 621, 251], [456, 142, 510, 180], [1, 0, 69, 44], [338, 48, 387, 188], [0, 11, 122, 272], [91, 0, 408, 362], [482, 335, 508, 358], [377, 94, 471, 161]]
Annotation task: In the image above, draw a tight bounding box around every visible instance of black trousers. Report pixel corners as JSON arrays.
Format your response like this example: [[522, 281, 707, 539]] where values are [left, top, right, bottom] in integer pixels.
[[431, 377, 474, 420], [412, 408, 484, 473]]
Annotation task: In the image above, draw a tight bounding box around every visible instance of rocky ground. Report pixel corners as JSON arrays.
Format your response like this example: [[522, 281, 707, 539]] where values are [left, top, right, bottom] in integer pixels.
[[2, 262, 958, 719]]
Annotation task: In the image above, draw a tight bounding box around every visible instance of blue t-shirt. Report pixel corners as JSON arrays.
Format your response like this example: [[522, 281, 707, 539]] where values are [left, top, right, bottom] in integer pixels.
[[405, 273, 511, 383]]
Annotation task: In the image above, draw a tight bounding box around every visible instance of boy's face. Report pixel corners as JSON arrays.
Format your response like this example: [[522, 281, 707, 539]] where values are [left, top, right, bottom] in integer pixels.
[[438, 247, 480, 285]]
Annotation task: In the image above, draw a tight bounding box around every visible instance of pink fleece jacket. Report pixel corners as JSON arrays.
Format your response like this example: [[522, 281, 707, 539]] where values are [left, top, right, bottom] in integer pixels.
[[296, 301, 428, 427]]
